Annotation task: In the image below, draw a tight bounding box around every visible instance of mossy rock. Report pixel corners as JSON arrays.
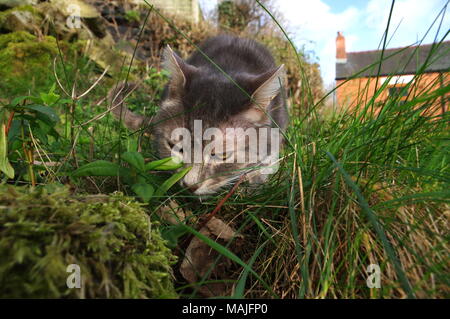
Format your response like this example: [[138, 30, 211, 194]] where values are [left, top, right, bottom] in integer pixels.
[[0, 1, 38, 9], [0, 184, 177, 298], [0, 31, 58, 96], [0, 5, 42, 33]]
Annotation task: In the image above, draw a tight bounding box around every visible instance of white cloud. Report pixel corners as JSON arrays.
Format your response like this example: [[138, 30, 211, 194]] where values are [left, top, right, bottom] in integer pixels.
[[275, 0, 361, 85]]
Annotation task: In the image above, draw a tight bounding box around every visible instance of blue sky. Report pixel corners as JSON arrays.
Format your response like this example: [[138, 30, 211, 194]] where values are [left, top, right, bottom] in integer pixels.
[[199, 0, 449, 86], [322, 0, 369, 14]]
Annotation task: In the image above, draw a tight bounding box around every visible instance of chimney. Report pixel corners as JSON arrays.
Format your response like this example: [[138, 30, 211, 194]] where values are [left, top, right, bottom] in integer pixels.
[[336, 31, 347, 63]]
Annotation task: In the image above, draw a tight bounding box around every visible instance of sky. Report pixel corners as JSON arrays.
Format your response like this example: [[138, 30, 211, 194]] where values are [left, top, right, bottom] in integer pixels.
[[199, 0, 450, 86]]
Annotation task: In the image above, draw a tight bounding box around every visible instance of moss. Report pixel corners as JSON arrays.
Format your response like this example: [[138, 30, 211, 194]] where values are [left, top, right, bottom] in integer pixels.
[[0, 184, 177, 298], [0, 31, 58, 97], [0, 5, 42, 32]]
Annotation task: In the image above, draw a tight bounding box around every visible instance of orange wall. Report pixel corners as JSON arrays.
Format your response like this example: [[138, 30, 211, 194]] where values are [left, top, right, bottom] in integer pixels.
[[336, 72, 449, 116]]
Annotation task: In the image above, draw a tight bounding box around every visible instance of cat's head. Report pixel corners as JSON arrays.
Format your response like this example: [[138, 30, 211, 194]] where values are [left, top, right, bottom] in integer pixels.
[[151, 46, 286, 195]]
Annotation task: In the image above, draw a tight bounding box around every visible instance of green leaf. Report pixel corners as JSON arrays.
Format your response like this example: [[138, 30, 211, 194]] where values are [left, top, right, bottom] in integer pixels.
[[34, 111, 58, 126], [153, 158, 183, 171], [23, 105, 59, 123], [122, 151, 145, 172], [0, 123, 14, 179], [154, 166, 191, 197], [131, 183, 154, 202], [32, 127, 48, 145], [7, 119, 20, 142], [72, 160, 123, 177], [47, 126, 60, 140], [40, 84, 60, 106], [10, 96, 31, 107], [59, 98, 73, 104], [145, 157, 172, 170], [146, 157, 183, 171]]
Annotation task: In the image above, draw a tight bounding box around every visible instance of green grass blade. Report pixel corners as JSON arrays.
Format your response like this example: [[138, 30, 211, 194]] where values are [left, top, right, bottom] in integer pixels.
[[154, 166, 191, 197]]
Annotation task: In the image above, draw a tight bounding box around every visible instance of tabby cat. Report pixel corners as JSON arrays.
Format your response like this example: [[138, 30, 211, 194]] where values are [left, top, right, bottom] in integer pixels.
[[110, 35, 289, 196]]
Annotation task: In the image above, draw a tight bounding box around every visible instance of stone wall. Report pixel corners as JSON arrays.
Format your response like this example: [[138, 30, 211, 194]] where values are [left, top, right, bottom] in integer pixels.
[[146, 0, 201, 24]]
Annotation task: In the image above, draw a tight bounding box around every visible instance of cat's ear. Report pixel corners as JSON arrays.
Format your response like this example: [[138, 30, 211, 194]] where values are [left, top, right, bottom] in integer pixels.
[[241, 65, 285, 124], [250, 64, 285, 108], [163, 45, 198, 95]]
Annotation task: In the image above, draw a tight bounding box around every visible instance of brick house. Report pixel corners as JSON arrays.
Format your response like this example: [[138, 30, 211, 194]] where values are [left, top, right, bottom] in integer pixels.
[[335, 32, 450, 115]]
